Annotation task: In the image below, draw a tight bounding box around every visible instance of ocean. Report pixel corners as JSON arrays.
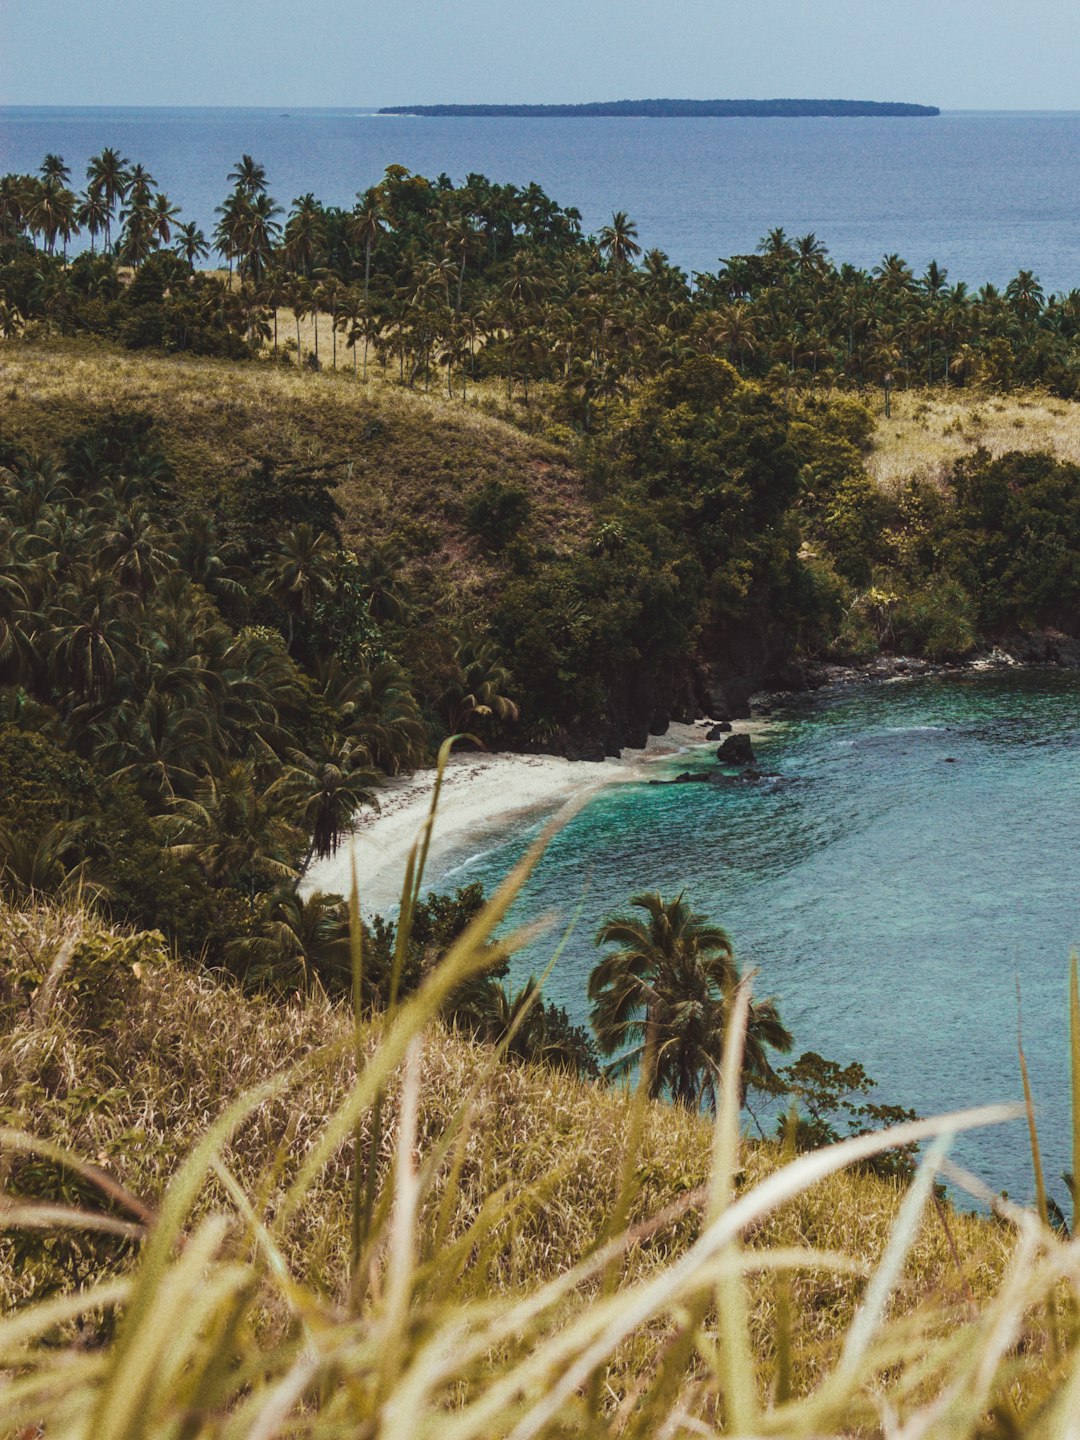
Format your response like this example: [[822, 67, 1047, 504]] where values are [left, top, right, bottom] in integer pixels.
[[4, 106, 1080, 290], [425, 671, 1080, 1207]]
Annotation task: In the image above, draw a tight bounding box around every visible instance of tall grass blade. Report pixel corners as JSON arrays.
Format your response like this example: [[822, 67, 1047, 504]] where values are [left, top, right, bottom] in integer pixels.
[[838, 1132, 950, 1380], [1071, 951, 1080, 1237], [709, 979, 758, 1431], [1017, 981, 1060, 1361], [772, 1104, 799, 1406]]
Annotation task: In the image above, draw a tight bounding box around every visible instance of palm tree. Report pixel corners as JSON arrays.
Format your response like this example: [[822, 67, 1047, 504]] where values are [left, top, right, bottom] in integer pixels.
[[227, 887, 351, 993], [283, 193, 325, 277], [95, 689, 214, 804], [118, 168, 158, 267], [439, 634, 519, 736], [597, 211, 641, 284], [213, 188, 249, 277], [590, 891, 735, 1106], [28, 183, 77, 257], [318, 653, 425, 774], [169, 762, 300, 906], [0, 820, 97, 903], [319, 275, 346, 368], [148, 192, 181, 248], [174, 222, 210, 270], [590, 891, 791, 1109], [39, 154, 71, 187], [239, 192, 282, 283], [227, 154, 268, 195], [351, 193, 386, 304], [77, 188, 109, 253], [262, 523, 338, 646], [85, 148, 131, 251], [286, 737, 380, 872], [1005, 269, 1045, 322], [286, 275, 314, 360]]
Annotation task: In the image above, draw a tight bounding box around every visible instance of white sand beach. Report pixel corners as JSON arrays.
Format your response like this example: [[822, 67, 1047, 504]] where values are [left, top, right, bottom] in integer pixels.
[[304, 720, 746, 914]]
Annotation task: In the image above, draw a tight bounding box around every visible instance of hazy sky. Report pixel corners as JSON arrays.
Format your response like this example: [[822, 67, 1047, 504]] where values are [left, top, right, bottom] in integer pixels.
[[3, 0, 1079, 110]]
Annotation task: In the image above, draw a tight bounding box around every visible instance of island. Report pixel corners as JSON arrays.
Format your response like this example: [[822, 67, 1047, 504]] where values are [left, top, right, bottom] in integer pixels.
[[377, 98, 940, 118]]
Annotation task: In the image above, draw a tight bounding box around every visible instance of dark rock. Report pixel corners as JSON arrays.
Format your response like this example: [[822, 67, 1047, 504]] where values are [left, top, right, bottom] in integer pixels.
[[705, 722, 733, 739], [716, 733, 756, 766], [672, 771, 712, 784]]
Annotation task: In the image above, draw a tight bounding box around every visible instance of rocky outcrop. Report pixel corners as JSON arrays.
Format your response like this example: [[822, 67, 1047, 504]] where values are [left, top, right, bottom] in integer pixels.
[[716, 733, 756, 765]]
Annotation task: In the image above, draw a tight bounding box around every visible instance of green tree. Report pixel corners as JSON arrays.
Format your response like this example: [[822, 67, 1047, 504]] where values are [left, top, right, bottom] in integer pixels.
[[597, 210, 642, 285], [590, 891, 791, 1108]]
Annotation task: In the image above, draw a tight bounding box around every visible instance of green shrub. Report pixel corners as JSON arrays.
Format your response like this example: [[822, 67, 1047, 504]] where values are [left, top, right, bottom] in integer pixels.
[[465, 479, 532, 551]]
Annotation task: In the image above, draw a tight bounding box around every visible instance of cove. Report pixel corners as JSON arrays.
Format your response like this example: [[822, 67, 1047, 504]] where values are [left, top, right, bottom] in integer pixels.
[[427, 670, 1080, 1206]]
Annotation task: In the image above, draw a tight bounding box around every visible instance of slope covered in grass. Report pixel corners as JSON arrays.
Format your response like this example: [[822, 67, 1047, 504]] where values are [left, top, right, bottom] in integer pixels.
[[868, 386, 1080, 490], [0, 339, 590, 594], [0, 899, 1018, 1400]]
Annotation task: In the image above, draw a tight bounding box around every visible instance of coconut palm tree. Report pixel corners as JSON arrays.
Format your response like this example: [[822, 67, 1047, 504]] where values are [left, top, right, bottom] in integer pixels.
[[39, 154, 71, 188], [283, 193, 325, 277], [169, 762, 300, 906], [148, 192, 181, 249], [286, 737, 380, 872], [239, 192, 282, 283], [174, 222, 210, 270], [590, 891, 791, 1109], [1005, 269, 1045, 322], [28, 182, 77, 257], [262, 523, 338, 646], [351, 193, 387, 304], [597, 211, 642, 284], [227, 154, 268, 195], [85, 148, 131, 251], [77, 188, 109, 253], [439, 634, 519, 736], [227, 887, 351, 993]]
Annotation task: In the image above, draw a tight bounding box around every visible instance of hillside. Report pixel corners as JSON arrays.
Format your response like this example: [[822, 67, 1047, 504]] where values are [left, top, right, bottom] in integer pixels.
[[0, 898, 1033, 1426], [0, 339, 591, 597]]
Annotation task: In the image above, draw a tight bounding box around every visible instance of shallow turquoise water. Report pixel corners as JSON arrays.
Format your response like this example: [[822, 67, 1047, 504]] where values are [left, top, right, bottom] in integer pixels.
[[428, 671, 1080, 1205]]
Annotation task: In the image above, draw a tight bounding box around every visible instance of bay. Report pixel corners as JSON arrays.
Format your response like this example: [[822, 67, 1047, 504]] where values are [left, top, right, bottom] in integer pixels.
[[427, 671, 1080, 1207], [4, 106, 1080, 290]]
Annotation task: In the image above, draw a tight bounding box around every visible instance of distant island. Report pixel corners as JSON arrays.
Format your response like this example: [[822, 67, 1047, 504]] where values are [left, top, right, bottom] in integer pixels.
[[377, 98, 940, 119]]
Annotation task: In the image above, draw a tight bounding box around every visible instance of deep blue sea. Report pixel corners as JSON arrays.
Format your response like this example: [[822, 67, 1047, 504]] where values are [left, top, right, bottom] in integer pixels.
[[5, 106, 1080, 290], [427, 672, 1080, 1207]]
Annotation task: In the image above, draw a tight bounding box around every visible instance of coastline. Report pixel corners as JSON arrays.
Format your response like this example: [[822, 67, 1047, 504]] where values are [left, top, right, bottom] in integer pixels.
[[304, 647, 1075, 916], [303, 720, 751, 915]]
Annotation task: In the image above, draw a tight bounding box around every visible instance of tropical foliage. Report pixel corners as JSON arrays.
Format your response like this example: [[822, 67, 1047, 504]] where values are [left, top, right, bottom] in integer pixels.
[[591, 890, 792, 1108], [7, 152, 1080, 401]]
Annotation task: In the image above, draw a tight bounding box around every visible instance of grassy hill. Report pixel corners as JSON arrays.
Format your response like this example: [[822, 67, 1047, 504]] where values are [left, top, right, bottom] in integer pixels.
[[2, 896, 1041, 1433], [0, 338, 591, 596], [868, 386, 1080, 491]]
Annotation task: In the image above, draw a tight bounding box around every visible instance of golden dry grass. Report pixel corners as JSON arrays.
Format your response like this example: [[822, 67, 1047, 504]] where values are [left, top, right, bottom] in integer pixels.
[[0, 899, 1017, 1397], [868, 386, 1080, 490], [0, 338, 589, 586]]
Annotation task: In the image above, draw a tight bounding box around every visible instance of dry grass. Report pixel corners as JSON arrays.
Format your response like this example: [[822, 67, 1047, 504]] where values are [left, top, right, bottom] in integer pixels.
[[0, 337, 590, 587], [868, 386, 1080, 490], [0, 900, 1019, 1402]]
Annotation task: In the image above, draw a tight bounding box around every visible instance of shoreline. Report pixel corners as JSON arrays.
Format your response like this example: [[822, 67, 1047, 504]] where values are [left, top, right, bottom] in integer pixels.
[[304, 650, 1073, 916], [303, 719, 759, 915]]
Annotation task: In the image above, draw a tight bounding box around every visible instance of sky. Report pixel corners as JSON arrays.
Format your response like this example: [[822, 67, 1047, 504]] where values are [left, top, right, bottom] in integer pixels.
[[2, 0, 1080, 110]]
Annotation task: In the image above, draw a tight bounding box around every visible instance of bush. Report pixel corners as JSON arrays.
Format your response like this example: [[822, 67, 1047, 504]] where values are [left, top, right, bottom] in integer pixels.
[[466, 479, 532, 551]]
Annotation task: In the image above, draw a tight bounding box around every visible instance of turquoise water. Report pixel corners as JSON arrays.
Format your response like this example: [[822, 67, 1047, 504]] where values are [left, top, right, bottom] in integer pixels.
[[429, 671, 1080, 1204], [6, 107, 1080, 288]]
